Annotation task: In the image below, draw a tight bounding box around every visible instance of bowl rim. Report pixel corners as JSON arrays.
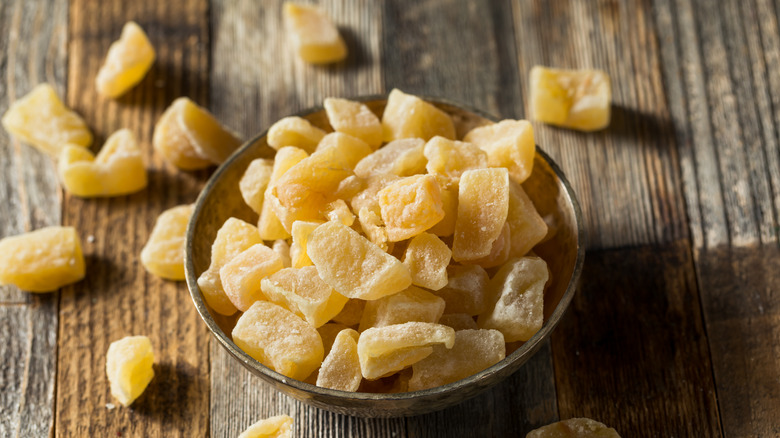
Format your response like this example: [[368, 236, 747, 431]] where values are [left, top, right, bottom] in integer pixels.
[[184, 94, 586, 404]]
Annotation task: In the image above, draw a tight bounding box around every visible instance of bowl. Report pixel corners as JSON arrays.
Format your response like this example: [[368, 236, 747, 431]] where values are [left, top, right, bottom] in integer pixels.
[[185, 96, 585, 418]]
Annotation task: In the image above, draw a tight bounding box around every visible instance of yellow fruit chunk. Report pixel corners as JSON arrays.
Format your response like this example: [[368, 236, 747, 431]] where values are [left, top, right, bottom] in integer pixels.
[[283, 2, 347, 64], [331, 299, 366, 326], [478, 257, 548, 342], [324, 98, 382, 149], [258, 147, 308, 240], [427, 186, 458, 237], [507, 181, 548, 258], [526, 418, 622, 438], [220, 243, 284, 312], [317, 322, 350, 355], [152, 100, 212, 170], [357, 322, 455, 379], [353, 138, 426, 178], [0, 226, 85, 292], [105, 335, 155, 407], [423, 136, 488, 184], [438, 313, 478, 331], [272, 239, 292, 268], [408, 329, 505, 391], [470, 222, 511, 269], [381, 89, 455, 142], [261, 266, 348, 328], [95, 22, 156, 98], [378, 174, 445, 242], [232, 300, 324, 381], [307, 221, 411, 300], [238, 415, 293, 438], [240, 159, 275, 214], [349, 173, 400, 216], [316, 329, 362, 392], [433, 264, 490, 315], [452, 168, 509, 261], [463, 120, 535, 184], [58, 129, 147, 197], [402, 233, 451, 290], [529, 66, 612, 132], [324, 199, 355, 226], [357, 207, 389, 251], [140, 204, 193, 280], [359, 286, 446, 332], [290, 220, 323, 268], [267, 116, 326, 153], [1, 84, 92, 157]]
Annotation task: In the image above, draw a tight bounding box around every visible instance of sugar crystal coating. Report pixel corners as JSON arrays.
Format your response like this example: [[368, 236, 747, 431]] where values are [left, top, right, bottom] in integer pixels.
[[359, 286, 446, 332], [96, 22, 155, 98], [324, 98, 382, 148], [353, 138, 427, 178], [423, 136, 488, 184], [402, 233, 451, 290], [452, 167, 509, 261], [105, 335, 155, 407], [316, 329, 362, 392], [260, 266, 348, 328], [433, 264, 490, 315], [238, 415, 293, 438], [267, 116, 326, 153], [357, 322, 455, 379], [240, 159, 275, 214], [140, 204, 193, 280], [378, 174, 445, 242], [283, 3, 347, 64], [220, 243, 284, 312], [463, 120, 535, 184], [382, 89, 455, 142], [530, 66, 612, 132]]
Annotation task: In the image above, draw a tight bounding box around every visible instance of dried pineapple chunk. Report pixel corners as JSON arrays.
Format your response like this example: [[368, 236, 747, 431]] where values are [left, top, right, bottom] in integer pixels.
[[240, 158, 275, 214], [1, 84, 92, 157], [530, 66, 611, 132], [452, 168, 509, 261], [316, 329, 362, 392], [507, 181, 548, 258], [140, 204, 193, 280], [105, 335, 155, 407], [463, 120, 535, 184], [359, 286, 446, 332], [261, 266, 348, 328], [427, 186, 458, 236], [527, 418, 622, 438], [258, 147, 309, 240], [357, 207, 389, 251], [272, 239, 292, 268], [354, 138, 427, 179], [238, 415, 293, 438], [267, 116, 326, 153], [324, 199, 355, 226], [324, 98, 382, 149], [423, 136, 488, 183], [152, 100, 212, 170], [382, 89, 455, 142], [95, 22, 156, 98], [378, 174, 445, 242], [470, 222, 511, 268], [357, 322, 455, 379], [290, 220, 323, 268], [220, 243, 284, 312], [433, 264, 490, 316], [402, 232, 451, 290], [0, 226, 85, 292], [283, 3, 347, 64]]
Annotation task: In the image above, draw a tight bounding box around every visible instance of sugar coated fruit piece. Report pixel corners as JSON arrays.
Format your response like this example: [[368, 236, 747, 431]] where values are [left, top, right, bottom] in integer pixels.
[[433, 264, 490, 315], [240, 159, 275, 214], [529, 66, 612, 132], [423, 136, 488, 183], [220, 243, 284, 312], [478, 256, 549, 342], [283, 2, 347, 64], [357, 322, 455, 379], [408, 329, 505, 391], [232, 300, 324, 381], [353, 138, 426, 178], [452, 167, 509, 261], [428, 186, 458, 236], [1, 83, 92, 157], [152, 99, 212, 170], [324, 98, 382, 148], [324, 199, 355, 226], [95, 22, 156, 98], [307, 221, 411, 300], [258, 147, 309, 240], [105, 335, 155, 407], [382, 89, 456, 142], [507, 181, 548, 258], [267, 116, 326, 153], [349, 173, 400, 214], [470, 222, 511, 269], [402, 233, 451, 290], [438, 313, 478, 331], [463, 119, 535, 184], [316, 329, 362, 392], [356, 207, 388, 253], [260, 266, 348, 328], [238, 415, 293, 438], [359, 286, 446, 332], [526, 418, 622, 438], [272, 240, 292, 268], [378, 174, 445, 242], [140, 204, 193, 280], [290, 220, 322, 268], [58, 129, 147, 197], [0, 226, 85, 292]]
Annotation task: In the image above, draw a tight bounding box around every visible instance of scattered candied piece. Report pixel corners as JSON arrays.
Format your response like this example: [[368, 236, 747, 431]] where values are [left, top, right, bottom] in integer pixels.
[[529, 66, 611, 132], [0, 226, 85, 292], [507, 181, 548, 258], [290, 220, 323, 268], [261, 266, 348, 328], [283, 2, 347, 64], [324, 199, 355, 226], [464, 120, 535, 184], [378, 174, 445, 242], [470, 222, 511, 268], [240, 158, 275, 214], [433, 264, 490, 315], [408, 329, 505, 391], [331, 298, 366, 327], [95, 21, 156, 98], [316, 329, 362, 392], [140, 204, 193, 280], [427, 186, 458, 236], [258, 147, 309, 240], [307, 221, 411, 300], [220, 243, 284, 312], [324, 97, 382, 149], [381, 88, 455, 142], [1, 83, 92, 157], [438, 313, 478, 331], [402, 232, 451, 290], [353, 138, 426, 178], [267, 116, 326, 153], [526, 417, 622, 438], [152, 99, 213, 170], [105, 335, 155, 407], [318, 322, 351, 355], [238, 415, 293, 438], [452, 167, 509, 261], [359, 286, 446, 332], [232, 300, 324, 381], [478, 256, 548, 342], [423, 136, 488, 183], [357, 207, 389, 251], [58, 129, 147, 197], [272, 239, 292, 268]]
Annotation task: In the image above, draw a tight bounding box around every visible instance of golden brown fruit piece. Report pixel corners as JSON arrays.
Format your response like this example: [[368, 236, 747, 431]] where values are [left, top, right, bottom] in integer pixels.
[[378, 174, 445, 242], [283, 3, 347, 64], [526, 418, 621, 438], [452, 167, 510, 261], [357, 322, 455, 379], [324, 98, 382, 149], [239, 158, 275, 214], [381, 89, 456, 142], [529, 66, 611, 132], [238, 415, 293, 438], [316, 329, 362, 392], [95, 21, 156, 98], [260, 265, 348, 328], [220, 243, 284, 312], [140, 204, 193, 280], [402, 232, 451, 290], [105, 335, 155, 407], [258, 147, 309, 240], [359, 286, 446, 332], [267, 116, 327, 153], [463, 119, 535, 184]]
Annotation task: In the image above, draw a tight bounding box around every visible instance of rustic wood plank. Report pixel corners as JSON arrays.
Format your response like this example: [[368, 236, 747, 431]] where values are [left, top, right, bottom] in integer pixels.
[[56, 1, 210, 436]]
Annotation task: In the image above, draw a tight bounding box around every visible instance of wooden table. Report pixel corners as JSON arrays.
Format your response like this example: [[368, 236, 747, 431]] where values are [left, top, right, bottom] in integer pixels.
[[1, 0, 778, 436]]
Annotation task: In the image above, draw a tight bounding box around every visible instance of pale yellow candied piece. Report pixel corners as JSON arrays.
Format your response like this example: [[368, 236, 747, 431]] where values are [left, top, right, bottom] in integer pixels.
[[324, 199, 355, 226], [272, 239, 292, 268], [357, 322, 455, 379], [0, 226, 85, 292], [331, 299, 365, 326], [290, 220, 323, 268], [353, 138, 426, 178], [58, 129, 147, 197], [378, 174, 445, 242], [526, 418, 622, 438], [177, 97, 242, 164], [324, 98, 382, 149], [105, 335, 155, 407], [438, 313, 478, 331], [349, 173, 400, 215], [452, 168, 509, 261], [258, 147, 309, 240], [357, 207, 388, 252], [478, 256, 548, 342], [318, 322, 350, 355], [433, 264, 490, 316], [267, 116, 327, 153], [1, 84, 92, 157], [427, 186, 458, 236], [233, 301, 324, 381], [240, 159, 275, 214], [529, 66, 612, 132], [260, 266, 348, 328], [238, 415, 293, 438], [507, 181, 548, 258], [470, 222, 511, 268], [152, 99, 213, 170], [381, 89, 455, 142], [423, 136, 488, 183], [402, 232, 451, 290], [359, 286, 445, 332], [140, 204, 193, 280], [283, 3, 347, 64], [220, 243, 284, 312], [464, 120, 535, 184], [96, 22, 156, 98], [316, 329, 362, 392], [307, 221, 411, 300]]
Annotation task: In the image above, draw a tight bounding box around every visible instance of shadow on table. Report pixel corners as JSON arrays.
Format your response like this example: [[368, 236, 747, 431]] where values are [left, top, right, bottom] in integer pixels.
[[603, 104, 676, 144]]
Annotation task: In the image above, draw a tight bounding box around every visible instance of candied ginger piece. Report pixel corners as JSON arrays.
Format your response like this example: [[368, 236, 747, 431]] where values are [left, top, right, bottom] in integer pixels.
[[58, 129, 147, 197], [353, 138, 426, 178], [258, 147, 308, 240], [1, 84, 92, 157], [105, 335, 154, 407], [526, 418, 622, 438], [290, 220, 323, 268], [220, 243, 284, 312], [95, 22, 156, 98], [507, 181, 548, 258], [152, 99, 212, 170], [232, 301, 324, 381], [530, 66, 612, 132], [238, 415, 293, 438], [402, 233, 451, 290], [470, 222, 511, 268], [307, 221, 411, 300], [438, 313, 478, 331], [357, 207, 389, 251], [324, 199, 355, 226], [378, 174, 445, 242], [273, 239, 292, 268], [283, 3, 347, 64], [318, 322, 350, 355], [408, 329, 505, 391], [423, 136, 488, 183], [381, 89, 455, 142], [478, 256, 548, 342], [267, 116, 326, 153], [324, 98, 382, 149], [140, 204, 193, 280], [464, 120, 535, 184], [0, 226, 85, 292], [357, 322, 455, 379], [331, 298, 366, 326], [240, 159, 275, 214], [359, 286, 445, 332], [433, 264, 490, 315], [349, 173, 400, 215], [261, 266, 348, 328], [428, 186, 458, 236], [316, 329, 362, 392], [452, 168, 509, 261]]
